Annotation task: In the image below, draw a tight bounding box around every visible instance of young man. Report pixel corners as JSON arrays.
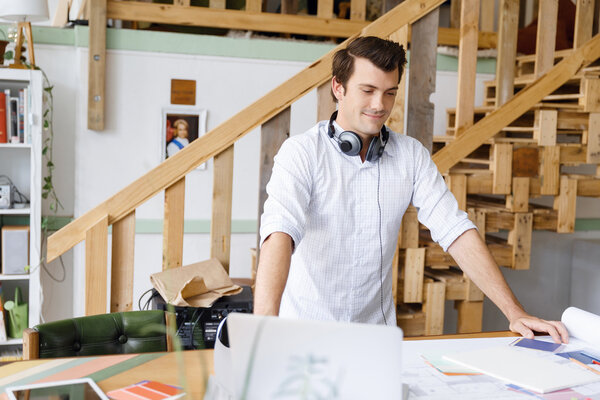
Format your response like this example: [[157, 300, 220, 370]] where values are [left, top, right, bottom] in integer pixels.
[[254, 36, 568, 343]]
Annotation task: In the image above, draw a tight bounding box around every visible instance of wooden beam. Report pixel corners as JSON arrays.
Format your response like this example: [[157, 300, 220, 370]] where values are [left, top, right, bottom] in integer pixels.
[[492, 143, 512, 194], [246, 0, 262, 12], [556, 176, 577, 233], [351, 0, 367, 20], [88, 0, 107, 130], [534, 0, 558, 78], [575, 0, 595, 48], [450, 0, 461, 28], [163, 178, 185, 270], [111, 210, 135, 312], [317, 0, 334, 19], [52, 0, 71, 27], [506, 177, 530, 212], [432, 33, 600, 174], [495, 0, 519, 107], [455, 0, 480, 137], [399, 205, 419, 248], [509, 212, 533, 269], [588, 113, 600, 163], [387, 25, 409, 133], [256, 108, 291, 262], [447, 174, 467, 211], [46, 0, 451, 262], [211, 146, 234, 273], [406, 7, 439, 151], [85, 215, 108, 315], [533, 109, 557, 146], [424, 281, 445, 335], [455, 300, 483, 333], [436, 27, 498, 49], [540, 145, 560, 195], [480, 0, 496, 31], [403, 248, 425, 303], [175, 0, 191, 5], [317, 81, 336, 123]]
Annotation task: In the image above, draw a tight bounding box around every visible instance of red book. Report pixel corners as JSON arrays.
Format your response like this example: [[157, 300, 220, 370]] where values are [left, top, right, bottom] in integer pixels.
[[0, 92, 6, 143]]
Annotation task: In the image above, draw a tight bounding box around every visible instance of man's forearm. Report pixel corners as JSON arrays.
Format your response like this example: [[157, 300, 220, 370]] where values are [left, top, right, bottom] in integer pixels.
[[253, 232, 293, 316], [448, 229, 526, 322]]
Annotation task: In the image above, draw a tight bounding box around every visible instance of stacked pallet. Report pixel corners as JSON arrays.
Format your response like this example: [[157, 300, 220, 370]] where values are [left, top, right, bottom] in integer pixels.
[[396, 50, 600, 337]]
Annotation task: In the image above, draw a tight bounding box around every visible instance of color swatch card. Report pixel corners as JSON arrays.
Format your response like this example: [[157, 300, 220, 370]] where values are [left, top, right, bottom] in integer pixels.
[[107, 380, 184, 400], [510, 338, 563, 352]]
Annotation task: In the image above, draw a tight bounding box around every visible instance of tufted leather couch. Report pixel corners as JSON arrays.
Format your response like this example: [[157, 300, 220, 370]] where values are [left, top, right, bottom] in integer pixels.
[[22, 310, 175, 360]]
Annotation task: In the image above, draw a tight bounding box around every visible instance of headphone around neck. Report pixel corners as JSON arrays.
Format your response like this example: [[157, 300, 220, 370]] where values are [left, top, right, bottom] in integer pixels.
[[327, 111, 389, 162]]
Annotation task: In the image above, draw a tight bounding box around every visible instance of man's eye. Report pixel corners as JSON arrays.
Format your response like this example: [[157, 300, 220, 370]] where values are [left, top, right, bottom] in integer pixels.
[[362, 89, 373, 93], [387, 92, 397, 96]]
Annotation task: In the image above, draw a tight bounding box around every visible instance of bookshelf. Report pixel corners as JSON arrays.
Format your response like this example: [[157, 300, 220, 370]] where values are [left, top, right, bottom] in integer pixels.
[[0, 69, 42, 352]]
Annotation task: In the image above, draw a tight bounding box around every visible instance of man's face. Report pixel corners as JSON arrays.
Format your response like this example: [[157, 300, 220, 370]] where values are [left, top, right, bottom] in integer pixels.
[[332, 57, 399, 139]]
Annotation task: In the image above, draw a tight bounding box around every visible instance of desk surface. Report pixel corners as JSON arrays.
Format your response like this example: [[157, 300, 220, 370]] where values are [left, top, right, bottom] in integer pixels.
[[0, 331, 523, 399]]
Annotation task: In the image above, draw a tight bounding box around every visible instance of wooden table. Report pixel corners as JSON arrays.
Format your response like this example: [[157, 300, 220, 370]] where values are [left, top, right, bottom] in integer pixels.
[[0, 331, 521, 398]]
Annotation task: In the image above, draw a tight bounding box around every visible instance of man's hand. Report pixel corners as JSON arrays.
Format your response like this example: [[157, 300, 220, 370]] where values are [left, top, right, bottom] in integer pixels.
[[509, 312, 569, 344]]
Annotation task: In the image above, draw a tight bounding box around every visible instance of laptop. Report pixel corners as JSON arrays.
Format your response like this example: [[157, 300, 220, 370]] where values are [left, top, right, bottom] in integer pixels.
[[226, 313, 404, 399]]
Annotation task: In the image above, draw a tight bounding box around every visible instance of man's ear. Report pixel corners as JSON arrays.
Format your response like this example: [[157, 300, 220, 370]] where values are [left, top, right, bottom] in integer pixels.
[[331, 77, 345, 101]]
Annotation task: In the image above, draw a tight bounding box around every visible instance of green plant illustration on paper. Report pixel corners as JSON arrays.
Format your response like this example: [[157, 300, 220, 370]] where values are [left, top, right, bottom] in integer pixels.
[[272, 354, 342, 400]]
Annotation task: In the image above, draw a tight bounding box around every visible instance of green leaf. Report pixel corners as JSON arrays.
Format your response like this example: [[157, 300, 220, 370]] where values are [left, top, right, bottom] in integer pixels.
[[41, 192, 49, 199], [4, 50, 13, 60], [42, 147, 48, 155], [44, 86, 54, 92], [43, 120, 49, 129], [47, 161, 54, 168]]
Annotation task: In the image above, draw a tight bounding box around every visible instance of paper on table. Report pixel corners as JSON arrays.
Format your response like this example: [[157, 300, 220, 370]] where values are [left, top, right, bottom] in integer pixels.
[[562, 307, 600, 348], [150, 258, 241, 307], [443, 346, 600, 394]]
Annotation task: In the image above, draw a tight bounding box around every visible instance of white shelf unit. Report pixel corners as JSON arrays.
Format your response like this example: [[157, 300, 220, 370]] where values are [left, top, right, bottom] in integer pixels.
[[0, 69, 42, 347]]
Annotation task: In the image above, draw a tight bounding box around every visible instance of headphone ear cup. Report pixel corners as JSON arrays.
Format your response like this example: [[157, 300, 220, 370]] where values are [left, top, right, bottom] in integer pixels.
[[338, 131, 362, 156]]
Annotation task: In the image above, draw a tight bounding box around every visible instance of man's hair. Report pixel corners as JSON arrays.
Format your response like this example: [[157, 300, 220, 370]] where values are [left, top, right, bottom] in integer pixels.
[[331, 36, 406, 100]]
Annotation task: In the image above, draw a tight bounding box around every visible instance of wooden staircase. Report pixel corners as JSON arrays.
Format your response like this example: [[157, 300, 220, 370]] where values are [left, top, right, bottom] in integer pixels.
[[48, 0, 600, 336]]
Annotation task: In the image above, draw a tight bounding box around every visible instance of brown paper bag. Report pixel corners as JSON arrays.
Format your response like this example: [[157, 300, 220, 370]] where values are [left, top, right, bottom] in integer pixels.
[[150, 258, 242, 307]]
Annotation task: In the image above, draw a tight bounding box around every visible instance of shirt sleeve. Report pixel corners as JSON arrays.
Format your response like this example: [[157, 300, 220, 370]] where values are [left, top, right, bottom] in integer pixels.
[[410, 140, 476, 251], [259, 138, 313, 251]]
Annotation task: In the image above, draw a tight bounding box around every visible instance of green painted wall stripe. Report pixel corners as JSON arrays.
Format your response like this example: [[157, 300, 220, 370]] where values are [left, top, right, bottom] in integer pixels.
[[0, 23, 496, 71], [38, 217, 600, 233]]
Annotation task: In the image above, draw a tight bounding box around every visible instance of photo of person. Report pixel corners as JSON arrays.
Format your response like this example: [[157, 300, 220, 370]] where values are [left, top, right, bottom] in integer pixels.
[[161, 107, 207, 164], [166, 118, 190, 158]]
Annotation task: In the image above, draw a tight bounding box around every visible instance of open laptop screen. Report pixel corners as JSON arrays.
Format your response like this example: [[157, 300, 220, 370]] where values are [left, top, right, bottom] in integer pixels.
[[227, 313, 403, 399]]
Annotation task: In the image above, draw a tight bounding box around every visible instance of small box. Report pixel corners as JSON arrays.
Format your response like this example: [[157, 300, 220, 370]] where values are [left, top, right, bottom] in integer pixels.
[[1, 226, 29, 274]]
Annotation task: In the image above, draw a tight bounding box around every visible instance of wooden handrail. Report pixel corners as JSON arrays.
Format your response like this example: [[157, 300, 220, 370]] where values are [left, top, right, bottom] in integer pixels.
[[433, 33, 600, 173], [47, 0, 447, 263]]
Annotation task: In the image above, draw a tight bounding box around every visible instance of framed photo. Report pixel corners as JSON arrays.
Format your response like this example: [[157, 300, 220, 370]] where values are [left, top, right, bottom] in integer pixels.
[[161, 106, 207, 169]]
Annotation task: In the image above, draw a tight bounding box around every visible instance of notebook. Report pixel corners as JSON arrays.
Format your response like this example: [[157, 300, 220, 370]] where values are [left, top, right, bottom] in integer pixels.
[[226, 313, 404, 400]]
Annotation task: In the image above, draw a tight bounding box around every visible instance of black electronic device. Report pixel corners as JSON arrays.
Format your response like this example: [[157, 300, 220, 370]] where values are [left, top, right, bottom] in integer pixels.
[[152, 285, 253, 349]]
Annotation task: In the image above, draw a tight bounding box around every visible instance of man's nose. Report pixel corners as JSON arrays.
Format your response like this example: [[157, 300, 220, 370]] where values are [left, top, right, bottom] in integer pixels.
[[370, 94, 385, 111]]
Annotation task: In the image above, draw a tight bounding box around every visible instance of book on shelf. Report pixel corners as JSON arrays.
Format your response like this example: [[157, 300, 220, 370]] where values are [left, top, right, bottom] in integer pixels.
[[9, 97, 18, 144], [3, 90, 10, 141], [0, 283, 7, 342], [0, 91, 6, 144], [18, 89, 24, 144]]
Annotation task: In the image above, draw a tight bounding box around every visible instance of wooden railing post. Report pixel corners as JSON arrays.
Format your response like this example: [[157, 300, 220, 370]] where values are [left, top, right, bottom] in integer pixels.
[[387, 25, 409, 133], [256, 108, 291, 263], [111, 210, 136, 312], [406, 7, 439, 151], [88, 0, 106, 130], [534, 0, 558, 78], [317, 82, 336, 123], [455, 0, 480, 137], [574, 0, 595, 49], [86, 215, 109, 315], [211, 146, 235, 272], [495, 0, 519, 107], [318, 0, 334, 18], [163, 178, 185, 270]]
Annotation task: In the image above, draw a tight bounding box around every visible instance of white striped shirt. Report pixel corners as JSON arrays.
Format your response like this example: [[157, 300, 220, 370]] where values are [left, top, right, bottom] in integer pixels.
[[260, 120, 475, 324]]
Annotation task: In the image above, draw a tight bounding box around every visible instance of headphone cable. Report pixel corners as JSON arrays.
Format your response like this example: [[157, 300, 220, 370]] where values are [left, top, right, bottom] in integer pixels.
[[377, 159, 387, 325]]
